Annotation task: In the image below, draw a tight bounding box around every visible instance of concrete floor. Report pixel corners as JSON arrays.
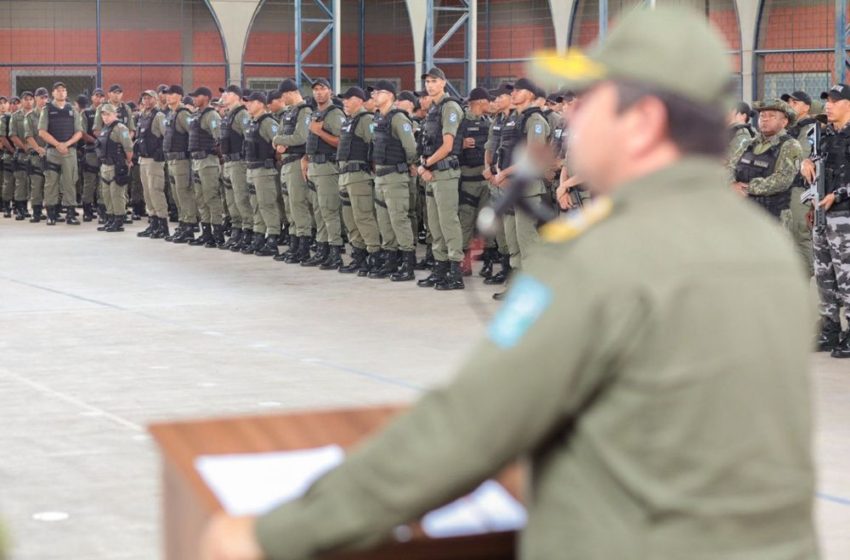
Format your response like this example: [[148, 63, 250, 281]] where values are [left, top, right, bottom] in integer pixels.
[[0, 217, 847, 560]]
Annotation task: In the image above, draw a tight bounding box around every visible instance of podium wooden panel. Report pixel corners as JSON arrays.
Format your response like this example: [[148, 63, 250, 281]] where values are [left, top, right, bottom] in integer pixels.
[[148, 405, 520, 560]]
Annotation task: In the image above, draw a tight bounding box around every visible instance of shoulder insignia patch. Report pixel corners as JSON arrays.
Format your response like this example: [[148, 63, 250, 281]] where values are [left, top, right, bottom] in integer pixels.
[[534, 123, 543, 134], [487, 275, 552, 349], [402, 122, 412, 132], [449, 111, 458, 123], [539, 196, 613, 243]]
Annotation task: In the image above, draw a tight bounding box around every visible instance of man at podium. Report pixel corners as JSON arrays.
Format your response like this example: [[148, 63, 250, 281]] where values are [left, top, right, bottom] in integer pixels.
[[202, 7, 818, 560]]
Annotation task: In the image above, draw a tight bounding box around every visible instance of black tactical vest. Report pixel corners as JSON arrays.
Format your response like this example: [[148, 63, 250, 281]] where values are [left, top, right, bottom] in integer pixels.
[[280, 103, 310, 157], [421, 96, 463, 158], [115, 103, 131, 126], [490, 112, 509, 168], [822, 125, 850, 212], [95, 122, 125, 165], [162, 107, 190, 155], [458, 114, 490, 167], [734, 134, 793, 218], [306, 104, 342, 157], [337, 111, 371, 163], [136, 109, 163, 161], [188, 107, 217, 155], [220, 105, 247, 155], [498, 107, 544, 169], [371, 109, 408, 166], [83, 108, 95, 135], [2, 114, 10, 140], [46, 102, 76, 143], [243, 113, 276, 164]]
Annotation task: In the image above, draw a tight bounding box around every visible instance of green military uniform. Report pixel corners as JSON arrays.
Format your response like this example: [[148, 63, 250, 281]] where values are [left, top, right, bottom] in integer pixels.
[[9, 108, 30, 211], [374, 110, 419, 254], [307, 103, 345, 248], [190, 108, 224, 227], [79, 107, 102, 215], [166, 107, 196, 225], [138, 108, 168, 219], [273, 102, 313, 238], [128, 112, 144, 217], [94, 102, 136, 134], [248, 114, 283, 238], [222, 105, 253, 234], [23, 107, 46, 216], [38, 101, 83, 212], [786, 116, 819, 274], [458, 109, 492, 251], [0, 112, 17, 213], [98, 121, 134, 227], [726, 123, 753, 170], [338, 108, 380, 255], [272, 107, 289, 235], [484, 111, 515, 265]]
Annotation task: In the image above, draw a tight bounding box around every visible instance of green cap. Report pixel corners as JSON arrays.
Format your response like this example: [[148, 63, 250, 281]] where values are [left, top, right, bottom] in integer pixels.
[[528, 6, 733, 108], [100, 103, 117, 114], [753, 98, 797, 126]]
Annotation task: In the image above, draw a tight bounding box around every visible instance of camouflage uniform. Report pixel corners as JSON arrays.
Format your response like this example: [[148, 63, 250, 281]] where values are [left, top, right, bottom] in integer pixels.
[[786, 116, 820, 274], [725, 123, 753, 170]]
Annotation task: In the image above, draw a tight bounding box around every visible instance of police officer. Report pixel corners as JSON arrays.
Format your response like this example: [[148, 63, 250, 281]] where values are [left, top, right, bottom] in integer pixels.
[[94, 103, 134, 233], [219, 85, 253, 251], [482, 82, 515, 284], [491, 77, 550, 299], [303, 78, 344, 269], [802, 84, 850, 358], [24, 88, 49, 222], [371, 80, 420, 281], [273, 79, 313, 264], [267, 89, 290, 247], [94, 84, 136, 137], [730, 99, 802, 222], [83, 88, 106, 223], [38, 82, 84, 225], [201, 9, 818, 560], [135, 90, 169, 239], [187, 86, 225, 248], [336, 86, 380, 275], [782, 91, 820, 273], [457, 87, 492, 276], [396, 90, 423, 249], [9, 94, 32, 220], [727, 101, 754, 169], [127, 101, 145, 221], [0, 95, 17, 218], [161, 85, 196, 243], [243, 91, 282, 256], [416, 67, 466, 290]]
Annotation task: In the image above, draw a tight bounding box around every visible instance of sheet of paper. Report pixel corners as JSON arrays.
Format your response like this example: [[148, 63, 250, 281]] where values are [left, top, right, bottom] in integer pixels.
[[421, 480, 527, 538], [195, 445, 345, 516]]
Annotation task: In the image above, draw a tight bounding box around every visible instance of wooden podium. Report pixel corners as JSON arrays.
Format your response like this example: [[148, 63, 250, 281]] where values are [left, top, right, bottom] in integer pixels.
[[148, 405, 520, 560]]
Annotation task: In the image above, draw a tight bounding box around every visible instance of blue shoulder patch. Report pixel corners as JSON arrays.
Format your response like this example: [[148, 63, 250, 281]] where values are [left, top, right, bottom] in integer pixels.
[[534, 123, 543, 135], [369, 123, 376, 134], [402, 122, 412, 132], [271, 124, 279, 134], [487, 275, 552, 349], [449, 111, 458, 123]]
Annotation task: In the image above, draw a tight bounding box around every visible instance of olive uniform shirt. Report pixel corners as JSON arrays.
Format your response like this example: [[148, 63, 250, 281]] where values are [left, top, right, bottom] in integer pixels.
[[338, 108, 373, 187], [191, 109, 221, 170], [23, 108, 47, 147], [515, 107, 551, 196], [255, 156, 817, 560], [272, 104, 312, 151], [9, 109, 28, 147], [730, 132, 804, 197], [307, 104, 344, 177], [250, 114, 281, 179], [94, 102, 136, 133], [429, 93, 463, 181]]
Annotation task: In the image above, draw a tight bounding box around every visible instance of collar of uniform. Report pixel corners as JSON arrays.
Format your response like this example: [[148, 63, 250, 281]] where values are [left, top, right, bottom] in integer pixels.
[[752, 131, 786, 146], [610, 156, 729, 207]]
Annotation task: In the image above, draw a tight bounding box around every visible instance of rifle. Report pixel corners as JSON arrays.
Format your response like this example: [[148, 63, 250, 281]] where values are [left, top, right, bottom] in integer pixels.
[[800, 122, 826, 232]]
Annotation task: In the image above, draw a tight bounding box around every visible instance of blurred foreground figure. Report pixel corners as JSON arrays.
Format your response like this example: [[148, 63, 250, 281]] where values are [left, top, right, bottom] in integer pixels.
[[201, 7, 818, 560]]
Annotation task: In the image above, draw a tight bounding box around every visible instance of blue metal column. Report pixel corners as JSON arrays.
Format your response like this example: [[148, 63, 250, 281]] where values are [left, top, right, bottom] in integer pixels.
[[295, 0, 303, 88], [599, 0, 608, 40], [836, 0, 847, 84], [96, 0, 102, 87], [294, 0, 336, 89], [424, 0, 471, 96]]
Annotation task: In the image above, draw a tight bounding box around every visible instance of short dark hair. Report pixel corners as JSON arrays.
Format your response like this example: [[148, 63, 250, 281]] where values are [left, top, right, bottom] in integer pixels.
[[613, 80, 727, 157]]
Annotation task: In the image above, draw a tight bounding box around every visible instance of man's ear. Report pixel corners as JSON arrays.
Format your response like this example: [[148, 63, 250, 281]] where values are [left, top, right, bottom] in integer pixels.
[[622, 96, 670, 156]]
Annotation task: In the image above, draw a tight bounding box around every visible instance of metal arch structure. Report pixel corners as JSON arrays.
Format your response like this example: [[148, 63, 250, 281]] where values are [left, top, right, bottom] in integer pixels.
[[424, 0, 476, 96], [295, 0, 339, 90]]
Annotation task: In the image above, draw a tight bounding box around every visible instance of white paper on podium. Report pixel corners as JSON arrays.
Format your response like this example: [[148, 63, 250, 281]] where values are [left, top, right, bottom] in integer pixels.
[[195, 445, 345, 516], [421, 480, 527, 538]]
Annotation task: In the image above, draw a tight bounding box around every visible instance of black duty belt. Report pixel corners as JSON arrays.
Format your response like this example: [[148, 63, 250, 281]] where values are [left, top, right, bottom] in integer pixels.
[[223, 153, 243, 162], [246, 159, 276, 170], [375, 163, 409, 177], [426, 156, 459, 172], [191, 150, 211, 160], [281, 154, 303, 166], [165, 152, 188, 160], [309, 153, 336, 164], [460, 174, 486, 183], [340, 162, 371, 174]]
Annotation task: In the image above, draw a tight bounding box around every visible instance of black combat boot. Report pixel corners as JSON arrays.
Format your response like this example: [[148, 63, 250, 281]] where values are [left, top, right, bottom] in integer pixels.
[[45, 206, 57, 226], [2, 200, 11, 218], [817, 318, 843, 352], [208, 224, 226, 248], [66, 207, 80, 225], [82, 203, 95, 222], [255, 234, 280, 257], [223, 228, 243, 250], [97, 214, 112, 232], [339, 248, 366, 274], [165, 222, 184, 242], [302, 242, 329, 267], [484, 255, 511, 285], [232, 229, 253, 252], [832, 331, 850, 359], [479, 248, 497, 278], [150, 217, 168, 240], [293, 235, 312, 264], [106, 214, 125, 232], [190, 223, 212, 246], [358, 251, 379, 277], [222, 216, 232, 236], [276, 235, 299, 262], [137, 218, 156, 237], [279, 230, 291, 246], [414, 245, 435, 270], [29, 204, 43, 223], [390, 251, 416, 282], [319, 245, 343, 270], [98, 204, 108, 224], [173, 223, 196, 244], [242, 232, 265, 254], [14, 201, 26, 221], [370, 250, 400, 279], [435, 261, 465, 291], [169, 208, 178, 223], [132, 202, 144, 220], [417, 260, 448, 288]]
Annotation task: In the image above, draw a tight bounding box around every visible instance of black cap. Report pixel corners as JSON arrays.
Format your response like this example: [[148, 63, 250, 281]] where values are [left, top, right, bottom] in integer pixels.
[[561, 90, 576, 102], [244, 90, 267, 104], [340, 86, 367, 101], [92, 88, 105, 96], [821, 84, 850, 101], [266, 89, 283, 103], [189, 86, 212, 98], [546, 92, 564, 104], [397, 90, 417, 104], [781, 91, 812, 106], [371, 80, 397, 96], [34, 87, 49, 97], [489, 82, 514, 98], [467, 87, 490, 102], [278, 79, 299, 93], [0, 96, 6, 102], [414, 89, 429, 97], [734, 101, 751, 115], [52, 81, 67, 91], [182, 96, 194, 106], [76, 95, 90, 108], [127, 101, 137, 110], [513, 78, 538, 95], [108, 84, 123, 93], [311, 77, 332, 90], [20, 91, 34, 99], [421, 67, 446, 80], [164, 84, 184, 96], [157, 84, 169, 93], [9, 96, 20, 103], [219, 84, 242, 96]]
